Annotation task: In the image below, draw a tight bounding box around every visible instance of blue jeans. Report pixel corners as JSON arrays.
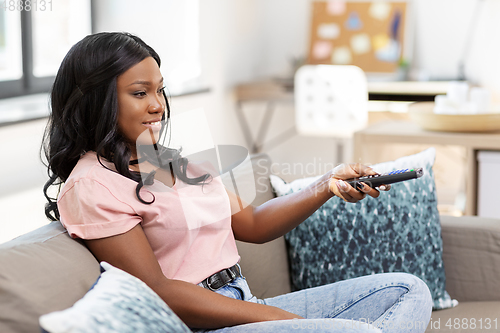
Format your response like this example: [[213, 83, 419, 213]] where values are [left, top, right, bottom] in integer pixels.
[[195, 269, 432, 333]]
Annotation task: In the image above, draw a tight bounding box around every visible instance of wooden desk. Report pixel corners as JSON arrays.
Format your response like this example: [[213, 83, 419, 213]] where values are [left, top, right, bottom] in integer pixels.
[[367, 81, 450, 101], [235, 80, 450, 153], [353, 120, 500, 215], [234, 80, 295, 153], [235, 79, 450, 101]]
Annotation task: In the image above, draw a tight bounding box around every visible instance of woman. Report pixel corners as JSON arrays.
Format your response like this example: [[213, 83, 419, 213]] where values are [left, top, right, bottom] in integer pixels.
[[43, 32, 432, 332]]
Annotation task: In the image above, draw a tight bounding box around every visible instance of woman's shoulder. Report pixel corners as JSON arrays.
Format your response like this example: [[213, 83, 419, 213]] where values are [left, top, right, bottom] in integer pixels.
[[60, 152, 135, 197], [67, 151, 116, 180]]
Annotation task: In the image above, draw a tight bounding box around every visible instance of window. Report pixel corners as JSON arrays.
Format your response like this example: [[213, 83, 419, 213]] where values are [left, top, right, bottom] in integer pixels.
[[0, 9, 22, 82], [0, 8, 23, 96], [91, 0, 203, 96], [0, 0, 92, 99]]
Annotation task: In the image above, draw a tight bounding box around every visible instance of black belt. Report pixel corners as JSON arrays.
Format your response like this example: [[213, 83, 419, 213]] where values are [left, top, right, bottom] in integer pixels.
[[201, 264, 241, 291]]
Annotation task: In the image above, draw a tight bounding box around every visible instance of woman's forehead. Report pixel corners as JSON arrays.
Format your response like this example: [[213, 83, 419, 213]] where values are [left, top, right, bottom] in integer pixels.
[[117, 57, 163, 87]]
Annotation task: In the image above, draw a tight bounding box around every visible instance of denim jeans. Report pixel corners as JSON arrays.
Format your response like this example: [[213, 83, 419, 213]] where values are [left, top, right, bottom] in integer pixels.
[[194, 268, 432, 333]]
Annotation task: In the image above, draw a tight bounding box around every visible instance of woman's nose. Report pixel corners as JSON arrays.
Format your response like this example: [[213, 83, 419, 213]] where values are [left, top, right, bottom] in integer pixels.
[[149, 96, 164, 113]]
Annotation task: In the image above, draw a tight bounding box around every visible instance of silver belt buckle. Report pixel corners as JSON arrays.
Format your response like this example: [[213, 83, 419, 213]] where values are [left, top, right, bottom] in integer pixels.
[[204, 265, 239, 291], [206, 277, 220, 291], [227, 267, 236, 280]]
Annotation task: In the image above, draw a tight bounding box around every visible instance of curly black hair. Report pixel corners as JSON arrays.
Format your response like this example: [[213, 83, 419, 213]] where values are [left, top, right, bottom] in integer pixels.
[[42, 32, 209, 221]]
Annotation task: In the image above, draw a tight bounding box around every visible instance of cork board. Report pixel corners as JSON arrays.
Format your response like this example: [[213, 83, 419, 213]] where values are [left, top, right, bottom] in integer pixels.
[[307, 1, 407, 73]]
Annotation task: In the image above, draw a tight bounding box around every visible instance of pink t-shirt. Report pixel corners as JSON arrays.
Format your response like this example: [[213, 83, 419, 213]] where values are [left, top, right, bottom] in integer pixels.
[[57, 152, 240, 284]]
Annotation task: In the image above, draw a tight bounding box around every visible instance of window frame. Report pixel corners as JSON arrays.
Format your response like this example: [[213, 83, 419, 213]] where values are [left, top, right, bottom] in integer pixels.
[[0, 1, 94, 99]]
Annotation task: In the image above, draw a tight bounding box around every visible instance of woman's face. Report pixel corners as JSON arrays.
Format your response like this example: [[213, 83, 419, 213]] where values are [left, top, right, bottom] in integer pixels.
[[116, 57, 166, 157]]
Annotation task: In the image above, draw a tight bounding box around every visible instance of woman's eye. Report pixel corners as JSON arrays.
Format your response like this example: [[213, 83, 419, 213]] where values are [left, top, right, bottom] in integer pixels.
[[158, 86, 166, 94], [133, 91, 147, 97]]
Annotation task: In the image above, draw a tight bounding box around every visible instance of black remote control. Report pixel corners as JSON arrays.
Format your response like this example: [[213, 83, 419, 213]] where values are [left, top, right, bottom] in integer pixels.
[[346, 168, 424, 191]]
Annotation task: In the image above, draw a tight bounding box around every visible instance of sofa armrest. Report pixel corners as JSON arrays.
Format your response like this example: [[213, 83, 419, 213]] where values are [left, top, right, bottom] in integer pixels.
[[0, 221, 100, 333], [440, 215, 500, 302]]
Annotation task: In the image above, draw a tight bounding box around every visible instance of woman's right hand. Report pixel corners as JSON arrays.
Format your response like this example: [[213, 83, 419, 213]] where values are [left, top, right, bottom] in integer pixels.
[[328, 163, 391, 203]]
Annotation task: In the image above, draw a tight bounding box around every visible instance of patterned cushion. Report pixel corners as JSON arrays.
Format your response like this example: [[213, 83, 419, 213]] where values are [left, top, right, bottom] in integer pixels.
[[271, 148, 457, 310], [39, 262, 192, 333]]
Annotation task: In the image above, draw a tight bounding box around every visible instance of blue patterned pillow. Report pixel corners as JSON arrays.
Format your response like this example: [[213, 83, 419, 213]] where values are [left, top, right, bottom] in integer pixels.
[[39, 262, 192, 333], [271, 148, 457, 310]]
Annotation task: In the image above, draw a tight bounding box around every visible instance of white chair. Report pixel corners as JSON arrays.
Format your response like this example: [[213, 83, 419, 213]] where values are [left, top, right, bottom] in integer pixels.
[[294, 65, 368, 162]]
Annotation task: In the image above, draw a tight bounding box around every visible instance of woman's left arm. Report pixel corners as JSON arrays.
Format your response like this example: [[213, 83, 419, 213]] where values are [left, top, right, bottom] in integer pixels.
[[230, 163, 386, 244]]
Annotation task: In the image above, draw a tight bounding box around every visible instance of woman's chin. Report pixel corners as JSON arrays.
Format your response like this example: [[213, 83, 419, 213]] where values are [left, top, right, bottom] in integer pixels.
[[135, 130, 161, 147]]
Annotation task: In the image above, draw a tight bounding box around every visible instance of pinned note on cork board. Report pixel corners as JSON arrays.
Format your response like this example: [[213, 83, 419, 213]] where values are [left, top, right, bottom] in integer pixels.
[[308, 1, 408, 74]]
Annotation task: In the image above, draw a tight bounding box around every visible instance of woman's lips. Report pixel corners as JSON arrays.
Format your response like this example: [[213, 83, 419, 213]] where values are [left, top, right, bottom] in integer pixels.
[[142, 120, 162, 131]]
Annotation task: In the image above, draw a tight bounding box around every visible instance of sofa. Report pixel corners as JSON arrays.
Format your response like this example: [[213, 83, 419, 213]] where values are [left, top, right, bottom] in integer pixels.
[[1, 153, 500, 332]]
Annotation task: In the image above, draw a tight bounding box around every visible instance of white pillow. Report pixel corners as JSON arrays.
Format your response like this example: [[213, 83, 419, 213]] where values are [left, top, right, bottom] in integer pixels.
[[270, 174, 320, 197], [39, 262, 191, 333], [270, 147, 437, 195]]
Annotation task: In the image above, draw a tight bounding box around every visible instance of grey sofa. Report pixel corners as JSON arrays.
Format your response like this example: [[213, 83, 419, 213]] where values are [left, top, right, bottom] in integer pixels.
[[1, 154, 500, 333]]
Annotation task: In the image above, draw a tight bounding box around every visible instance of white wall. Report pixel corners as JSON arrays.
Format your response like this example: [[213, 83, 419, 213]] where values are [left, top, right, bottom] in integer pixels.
[[3, 0, 500, 242], [0, 118, 49, 243], [253, 0, 500, 87], [217, 0, 500, 172], [92, 0, 500, 143], [467, 0, 500, 101]]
